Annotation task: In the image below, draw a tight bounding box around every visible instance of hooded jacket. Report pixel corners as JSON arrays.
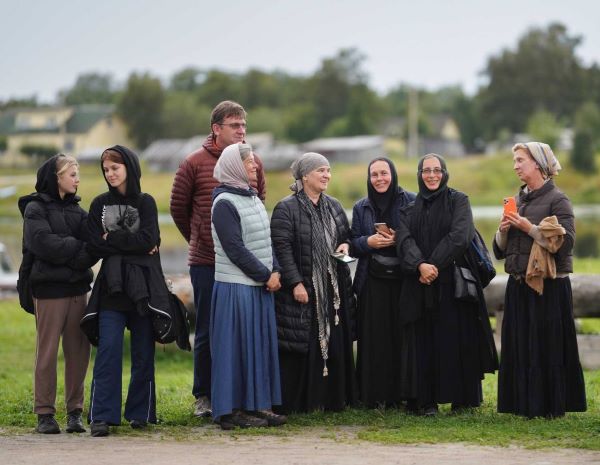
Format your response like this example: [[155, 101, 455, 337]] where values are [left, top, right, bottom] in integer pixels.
[[18, 155, 95, 299], [169, 135, 266, 266], [84, 145, 160, 313]]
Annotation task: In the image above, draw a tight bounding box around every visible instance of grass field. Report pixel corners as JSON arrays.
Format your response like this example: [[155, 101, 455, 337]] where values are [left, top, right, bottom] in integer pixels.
[[1, 299, 598, 448]]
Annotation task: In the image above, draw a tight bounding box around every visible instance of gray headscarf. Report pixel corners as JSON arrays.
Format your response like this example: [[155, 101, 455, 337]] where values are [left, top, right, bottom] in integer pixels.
[[513, 142, 562, 178], [289, 152, 330, 193], [213, 143, 251, 190]]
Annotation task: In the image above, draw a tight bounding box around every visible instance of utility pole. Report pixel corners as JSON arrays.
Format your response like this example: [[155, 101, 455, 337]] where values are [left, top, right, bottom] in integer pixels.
[[407, 86, 419, 157]]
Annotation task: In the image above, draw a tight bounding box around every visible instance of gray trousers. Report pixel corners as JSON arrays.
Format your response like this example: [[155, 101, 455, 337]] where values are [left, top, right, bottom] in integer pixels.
[[34, 295, 90, 415]]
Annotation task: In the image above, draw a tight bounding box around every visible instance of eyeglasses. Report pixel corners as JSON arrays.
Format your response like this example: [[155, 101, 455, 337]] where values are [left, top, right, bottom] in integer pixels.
[[217, 122, 247, 130], [420, 168, 444, 175]]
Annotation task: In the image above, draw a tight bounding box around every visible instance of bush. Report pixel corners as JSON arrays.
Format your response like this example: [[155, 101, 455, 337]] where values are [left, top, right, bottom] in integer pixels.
[[0, 136, 7, 151], [20, 144, 59, 160], [571, 130, 597, 173], [575, 233, 599, 258]]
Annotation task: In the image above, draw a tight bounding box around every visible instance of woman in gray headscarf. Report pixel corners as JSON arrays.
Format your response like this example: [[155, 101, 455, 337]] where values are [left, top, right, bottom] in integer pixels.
[[494, 142, 586, 418], [271, 152, 357, 413]]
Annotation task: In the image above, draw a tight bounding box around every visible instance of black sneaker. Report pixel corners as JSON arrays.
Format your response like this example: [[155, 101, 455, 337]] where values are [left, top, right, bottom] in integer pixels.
[[90, 421, 109, 437], [218, 410, 268, 430], [130, 419, 147, 429], [36, 414, 60, 434], [250, 409, 287, 427], [66, 411, 86, 433]]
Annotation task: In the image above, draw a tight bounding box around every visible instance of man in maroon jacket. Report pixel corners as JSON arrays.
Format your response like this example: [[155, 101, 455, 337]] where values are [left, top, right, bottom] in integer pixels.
[[170, 101, 266, 417]]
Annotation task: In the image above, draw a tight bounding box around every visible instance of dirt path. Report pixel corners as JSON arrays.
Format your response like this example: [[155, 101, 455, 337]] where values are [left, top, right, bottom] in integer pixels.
[[2, 428, 599, 465]]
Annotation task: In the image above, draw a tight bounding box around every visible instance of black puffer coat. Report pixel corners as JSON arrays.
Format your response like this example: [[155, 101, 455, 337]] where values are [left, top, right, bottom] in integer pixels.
[[271, 194, 355, 353], [18, 156, 95, 299]]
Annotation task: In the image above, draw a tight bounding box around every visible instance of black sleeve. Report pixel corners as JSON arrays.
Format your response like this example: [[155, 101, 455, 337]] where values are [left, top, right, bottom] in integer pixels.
[[271, 199, 304, 288], [395, 205, 426, 274], [429, 192, 474, 269], [212, 199, 272, 283], [23, 202, 82, 264], [105, 195, 161, 254]]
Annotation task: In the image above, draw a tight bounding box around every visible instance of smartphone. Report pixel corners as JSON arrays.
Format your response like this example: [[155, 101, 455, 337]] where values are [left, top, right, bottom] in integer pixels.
[[374, 223, 392, 234], [503, 197, 517, 216], [331, 252, 357, 263]]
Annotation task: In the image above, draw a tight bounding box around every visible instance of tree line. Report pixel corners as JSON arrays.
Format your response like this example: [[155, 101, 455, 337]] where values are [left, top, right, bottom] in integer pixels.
[[2, 22, 599, 171]]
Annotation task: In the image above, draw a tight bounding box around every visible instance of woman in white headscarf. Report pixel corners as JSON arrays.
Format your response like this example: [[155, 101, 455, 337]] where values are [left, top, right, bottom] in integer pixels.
[[271, 152, 357, 413], [493, 142, 586, 418], [210, 143, 285, 429]]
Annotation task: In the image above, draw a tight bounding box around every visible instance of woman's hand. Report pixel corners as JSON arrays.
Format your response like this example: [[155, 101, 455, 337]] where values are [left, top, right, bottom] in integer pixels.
[[505, 212, 533, 233], [265, 272, 281, 292], [336, 243, 350, 255], [366, 230, 395, 249], [102, 232, 108, 240], [418, 262, 438, 285], [293, 282, 309, 304], [498, 214, 511, 233], [148, 245, 158, 255]]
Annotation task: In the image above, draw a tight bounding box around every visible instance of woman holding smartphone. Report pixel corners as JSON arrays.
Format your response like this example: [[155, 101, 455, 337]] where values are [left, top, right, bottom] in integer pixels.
[[494, 142, 586, 418], [350, 157, 415, 407]]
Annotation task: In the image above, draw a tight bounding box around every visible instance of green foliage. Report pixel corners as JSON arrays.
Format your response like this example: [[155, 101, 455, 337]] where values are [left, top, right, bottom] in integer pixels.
[[20, 143, 59, 159], [59, 72, 116, 105], [575, 101, 600, 149], [575, 233, 599, 258], [526, 110, 562, 148], [162, 92, 210, 139], [0, 135, 7, 151], [117, 73, 166, 149], [571, 130, 597, 173], [479, 22, 585, 137], [246, 106, 286, 139]]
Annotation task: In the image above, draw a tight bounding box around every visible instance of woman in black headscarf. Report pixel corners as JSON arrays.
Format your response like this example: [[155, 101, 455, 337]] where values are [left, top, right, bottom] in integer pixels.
[[395, 154, 497, 415], [350, 157, 415, 407]]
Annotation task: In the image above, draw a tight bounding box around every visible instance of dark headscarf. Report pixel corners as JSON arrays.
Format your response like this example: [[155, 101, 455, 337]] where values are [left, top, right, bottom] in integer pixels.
[[367, 157, 398, 224], [101, 145, 142, 198], [411, 154, 453, 257], [416, 153, 449, 200], [34, 154, 63, 201]]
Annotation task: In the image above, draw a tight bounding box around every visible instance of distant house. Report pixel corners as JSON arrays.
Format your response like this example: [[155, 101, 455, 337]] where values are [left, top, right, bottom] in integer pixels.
[[141, 132, 297, 172], [0, 105, 133, 162], [382, 114, 465, 157], [300, 135, 385, 163]]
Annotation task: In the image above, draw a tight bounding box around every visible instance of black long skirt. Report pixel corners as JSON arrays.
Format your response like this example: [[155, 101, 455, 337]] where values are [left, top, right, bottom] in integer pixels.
[[399, 280, 490, 408], [277, 294, 356, 414], [356, 274, 403, 407], [498, 276, 587, 418]]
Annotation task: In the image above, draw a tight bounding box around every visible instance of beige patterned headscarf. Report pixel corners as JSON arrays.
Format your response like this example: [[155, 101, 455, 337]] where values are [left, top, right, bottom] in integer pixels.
[[513, 142, 562, 178]]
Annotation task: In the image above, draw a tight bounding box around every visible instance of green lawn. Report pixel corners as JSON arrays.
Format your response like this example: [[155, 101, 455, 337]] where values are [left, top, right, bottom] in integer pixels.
[[1, 298, 598, 448]]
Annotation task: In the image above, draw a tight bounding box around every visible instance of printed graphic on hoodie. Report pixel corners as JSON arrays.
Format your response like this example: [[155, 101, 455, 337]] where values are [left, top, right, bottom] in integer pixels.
[[102, 204, 140, 233]]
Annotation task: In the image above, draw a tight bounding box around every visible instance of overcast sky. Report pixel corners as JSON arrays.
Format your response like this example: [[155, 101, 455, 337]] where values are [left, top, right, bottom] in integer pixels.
[[1, 0, 599, 103]]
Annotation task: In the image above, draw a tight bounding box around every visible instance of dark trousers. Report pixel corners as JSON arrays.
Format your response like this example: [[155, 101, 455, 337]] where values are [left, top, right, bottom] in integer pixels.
[[89, 310, 156, 425], [190, 264, 214, 399]]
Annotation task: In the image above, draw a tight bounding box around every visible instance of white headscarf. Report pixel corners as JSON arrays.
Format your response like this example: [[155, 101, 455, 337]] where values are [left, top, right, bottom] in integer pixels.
[[213, 143, 250, 190]]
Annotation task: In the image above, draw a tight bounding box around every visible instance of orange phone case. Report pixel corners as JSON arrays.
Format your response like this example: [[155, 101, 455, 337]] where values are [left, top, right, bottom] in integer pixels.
[[503, 197, 517, 216]]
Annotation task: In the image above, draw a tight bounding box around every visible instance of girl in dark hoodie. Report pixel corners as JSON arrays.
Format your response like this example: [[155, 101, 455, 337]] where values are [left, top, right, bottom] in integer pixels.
[[19, 154, 95, 434], [84, 145, 160, 437]]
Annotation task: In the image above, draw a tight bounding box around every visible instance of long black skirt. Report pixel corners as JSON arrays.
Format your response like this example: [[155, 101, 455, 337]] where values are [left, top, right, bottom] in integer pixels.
[[399, 280, 491, 408], [356, 274, 404, 407], [498, 276, 586, 418], [277, 296, 356, 414]]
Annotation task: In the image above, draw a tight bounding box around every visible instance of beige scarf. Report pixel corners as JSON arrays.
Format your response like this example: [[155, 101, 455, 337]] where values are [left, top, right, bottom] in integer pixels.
[[526, 215, 565, 295]]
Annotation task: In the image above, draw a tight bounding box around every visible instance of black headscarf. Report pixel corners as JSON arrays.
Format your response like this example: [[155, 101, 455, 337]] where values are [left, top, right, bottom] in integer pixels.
[[101, 145, 142, 198], [410, 154, 453, 257], [34, 155, 63, 201], [367, 157, 398, 224]]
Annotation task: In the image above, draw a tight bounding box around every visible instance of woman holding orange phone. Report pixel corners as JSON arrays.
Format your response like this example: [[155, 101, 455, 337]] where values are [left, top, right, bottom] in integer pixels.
[[350, 157, 415, 408], [493, 142, 586, 418]]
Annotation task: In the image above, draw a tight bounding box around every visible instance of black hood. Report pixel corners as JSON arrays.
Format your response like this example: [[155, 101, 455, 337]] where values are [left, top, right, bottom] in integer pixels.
[[102, 145, 142, 197], [18, 155, 79, 216]]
